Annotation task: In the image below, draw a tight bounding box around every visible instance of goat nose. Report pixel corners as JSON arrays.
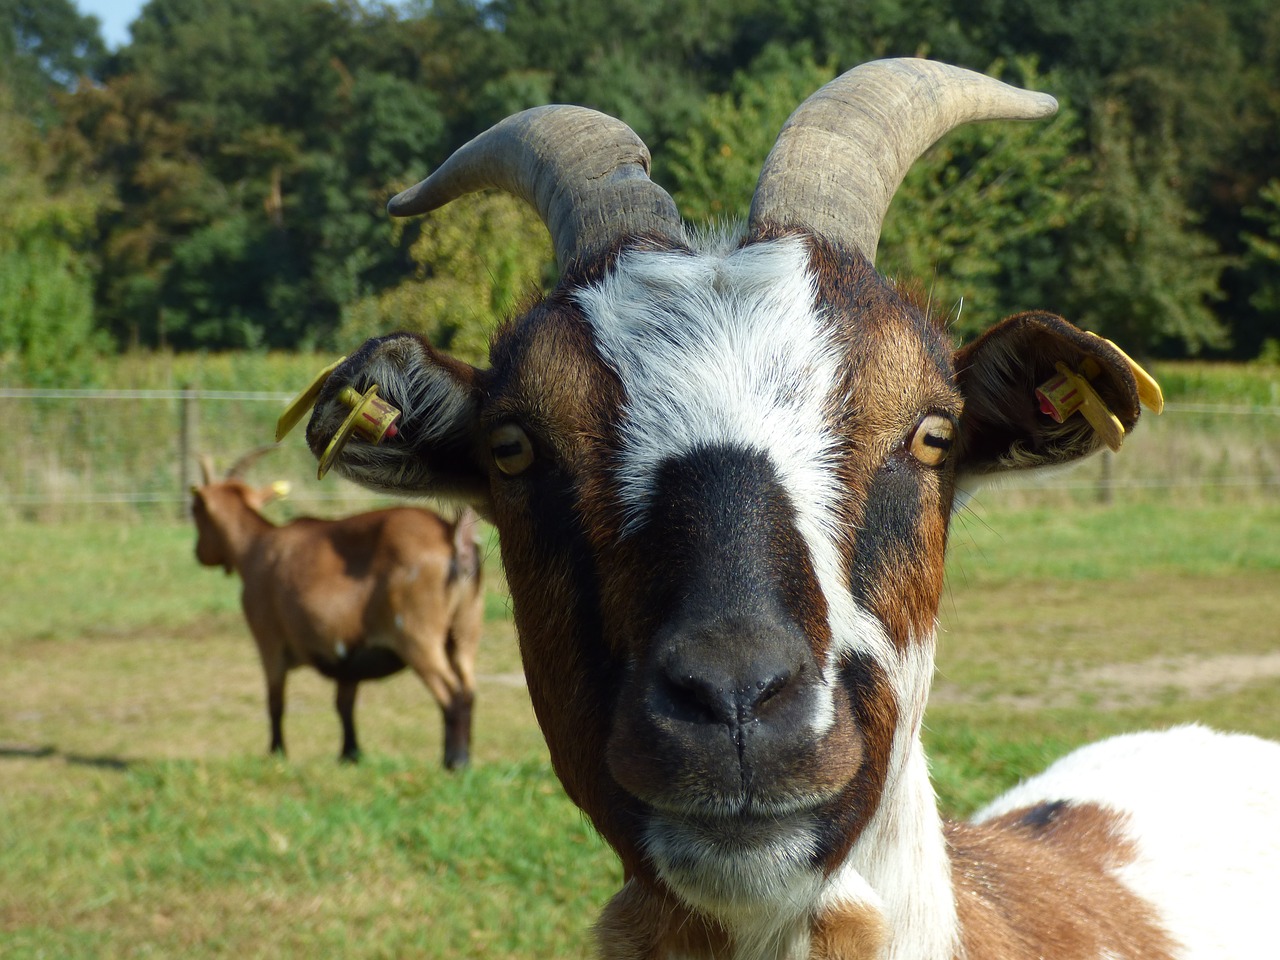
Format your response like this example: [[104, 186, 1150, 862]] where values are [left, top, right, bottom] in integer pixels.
[[656, 647, 801, 730]]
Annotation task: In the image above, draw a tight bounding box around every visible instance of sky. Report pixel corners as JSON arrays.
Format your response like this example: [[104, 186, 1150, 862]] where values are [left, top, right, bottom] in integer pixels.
[[75, 0, 147, 50]]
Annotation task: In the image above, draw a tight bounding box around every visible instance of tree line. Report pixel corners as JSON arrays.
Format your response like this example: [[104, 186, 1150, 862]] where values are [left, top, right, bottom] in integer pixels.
[[3, 0, 1278, 385]]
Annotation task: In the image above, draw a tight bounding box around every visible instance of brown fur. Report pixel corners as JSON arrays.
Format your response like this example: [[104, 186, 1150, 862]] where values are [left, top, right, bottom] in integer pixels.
[[949, 802, 1177, 960], [810, 901, 889, 959], [486, 300, 656, 874], [191, 477, 482, 766], [805, 236, 959, 651], [596, 880, 733, 959]]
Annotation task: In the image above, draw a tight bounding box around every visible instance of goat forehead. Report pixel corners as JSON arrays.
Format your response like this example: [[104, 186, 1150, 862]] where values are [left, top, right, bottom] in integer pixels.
[[574, 237, 846, 533], [572, 238, 949, 523]]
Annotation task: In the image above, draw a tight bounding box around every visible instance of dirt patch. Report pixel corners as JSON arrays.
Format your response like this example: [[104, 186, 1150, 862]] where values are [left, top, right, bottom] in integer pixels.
[[931, 650, 1280, 710]]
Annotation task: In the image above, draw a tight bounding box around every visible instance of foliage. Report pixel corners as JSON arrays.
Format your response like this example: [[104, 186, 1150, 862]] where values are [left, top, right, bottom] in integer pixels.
[[338, 194, 553, 366], [0, 0, 1276, 361], [1241, 179, 1280, 321], [1057, 98, 1230, 355], [878, 60, 1089, 337], [0, 85, 107, 386], [57, 0, 448, 351], [663, 46, 835, 223], [0, 0, 106, 122]]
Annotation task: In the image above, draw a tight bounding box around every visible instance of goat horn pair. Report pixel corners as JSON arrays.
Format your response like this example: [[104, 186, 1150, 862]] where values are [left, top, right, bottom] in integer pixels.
[[388, 59, 1056, 269]]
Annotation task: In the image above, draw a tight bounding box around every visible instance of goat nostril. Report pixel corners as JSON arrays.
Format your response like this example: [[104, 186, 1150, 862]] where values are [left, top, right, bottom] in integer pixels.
[[753, 671, 791, 711], [656, 665, 797, 728], [661, 673, 729, 726]]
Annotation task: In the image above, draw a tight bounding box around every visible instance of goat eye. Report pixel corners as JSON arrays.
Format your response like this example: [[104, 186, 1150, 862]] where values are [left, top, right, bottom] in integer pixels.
[[489, 424, 535, 475], [908, 414, 955, 467]]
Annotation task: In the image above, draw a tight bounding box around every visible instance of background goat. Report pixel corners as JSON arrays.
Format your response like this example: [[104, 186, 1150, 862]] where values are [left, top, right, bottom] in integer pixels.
[[299, 59, 1280, 958], [191, 448, 482, 767]]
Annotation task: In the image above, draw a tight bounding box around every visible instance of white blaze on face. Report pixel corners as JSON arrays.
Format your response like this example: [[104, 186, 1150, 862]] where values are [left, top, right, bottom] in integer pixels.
[[574, 235, 899, 675]]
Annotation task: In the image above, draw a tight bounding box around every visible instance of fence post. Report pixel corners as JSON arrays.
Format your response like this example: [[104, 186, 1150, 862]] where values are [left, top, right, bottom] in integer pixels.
[[179, 386, 198, 518], [1097, 448, 1114, 505]]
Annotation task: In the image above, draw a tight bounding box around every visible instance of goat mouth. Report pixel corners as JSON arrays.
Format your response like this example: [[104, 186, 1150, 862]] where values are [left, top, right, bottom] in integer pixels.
[[642, 807, 824, 909], [641, 785, 827, 822]]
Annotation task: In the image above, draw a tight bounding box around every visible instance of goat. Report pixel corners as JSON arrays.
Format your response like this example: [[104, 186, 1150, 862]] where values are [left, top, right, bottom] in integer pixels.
[[299, 58, 1280, 958], [191, 448, 483, 767]]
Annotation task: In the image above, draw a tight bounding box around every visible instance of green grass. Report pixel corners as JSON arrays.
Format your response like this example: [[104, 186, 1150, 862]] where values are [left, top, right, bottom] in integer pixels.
[[1149, 359, 1280, 406], [0, 517, 507, 643], [3, 497, 1279, 957], [1, 757, 617, 959], [946, 499, 1280, 582]]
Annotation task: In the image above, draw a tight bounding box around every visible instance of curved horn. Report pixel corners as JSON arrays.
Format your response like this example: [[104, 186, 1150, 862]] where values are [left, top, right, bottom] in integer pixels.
[[198, 454, 216, 486], [747, 58, 1058, 263], [226, 445, 276, 481], [387, 105, 685, 270]]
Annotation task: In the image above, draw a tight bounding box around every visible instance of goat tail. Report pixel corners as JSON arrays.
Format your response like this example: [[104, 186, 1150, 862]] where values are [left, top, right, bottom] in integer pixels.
[[450, 507, 481, 582]]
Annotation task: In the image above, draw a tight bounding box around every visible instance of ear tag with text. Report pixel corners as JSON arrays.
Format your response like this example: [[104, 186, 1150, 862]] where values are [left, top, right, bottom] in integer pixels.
[[316, 384, 401, 480], [1035, 337, 1163, 452], [274, 357, 402, 479]]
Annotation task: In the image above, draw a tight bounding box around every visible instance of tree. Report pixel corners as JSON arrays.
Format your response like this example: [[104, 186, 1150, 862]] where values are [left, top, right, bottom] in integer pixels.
[[0, 85, 107, 386], [1240, 179, 1280, 343], [1057, 98, 1229, 356], [0, 0, 106, 122], [58, 0, 448, 350], [665, 54, 1090, 340], [878, 61, 1089, 338], [663, 47, 835, 224], [338, 193, 553, 366]]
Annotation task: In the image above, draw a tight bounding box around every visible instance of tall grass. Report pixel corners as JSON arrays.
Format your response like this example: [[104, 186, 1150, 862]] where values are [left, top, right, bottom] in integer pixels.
[[5, 353, 1277, 521]]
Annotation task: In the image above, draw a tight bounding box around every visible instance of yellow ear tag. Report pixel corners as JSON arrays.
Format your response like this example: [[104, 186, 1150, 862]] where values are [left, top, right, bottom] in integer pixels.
[[270, 481, 291, 499], [317, 384, 401, 480], [1088, 334, 1165, 414], [275, 357, 347, 442], [1036, 361, 1127, 451], [1035, 337, 1165, 453]]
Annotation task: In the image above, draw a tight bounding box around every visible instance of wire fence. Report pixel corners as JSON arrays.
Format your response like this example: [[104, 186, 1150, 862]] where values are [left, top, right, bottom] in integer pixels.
[[2, 389, 1279, 520]]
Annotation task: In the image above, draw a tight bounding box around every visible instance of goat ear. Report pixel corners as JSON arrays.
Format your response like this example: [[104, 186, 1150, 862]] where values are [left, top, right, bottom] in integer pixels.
[[953, 311, 1151, 484], [304, 333, 490, 509]]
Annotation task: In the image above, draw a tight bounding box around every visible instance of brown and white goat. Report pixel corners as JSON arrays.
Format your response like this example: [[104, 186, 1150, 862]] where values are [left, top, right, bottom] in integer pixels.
[[301, 59, 1280, 958], [191, 450, 482, 767]]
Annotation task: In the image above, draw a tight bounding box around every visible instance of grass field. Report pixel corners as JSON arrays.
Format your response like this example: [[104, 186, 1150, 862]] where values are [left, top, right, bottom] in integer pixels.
[[2, 493, 1278, 958]]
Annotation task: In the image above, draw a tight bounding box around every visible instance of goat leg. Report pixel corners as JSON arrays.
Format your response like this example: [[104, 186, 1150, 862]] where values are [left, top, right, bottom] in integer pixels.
[[336, 680, 361, 763]]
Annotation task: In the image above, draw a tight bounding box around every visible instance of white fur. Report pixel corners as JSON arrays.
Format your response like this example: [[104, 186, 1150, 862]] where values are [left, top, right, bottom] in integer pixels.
[[828, 635, 959, 960], [976, 725, 1280, 959], [576, 237, 843, 539], [577, 237, 898, 682]]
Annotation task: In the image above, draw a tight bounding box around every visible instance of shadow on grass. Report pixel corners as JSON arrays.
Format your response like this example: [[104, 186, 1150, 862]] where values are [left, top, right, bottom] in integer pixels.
[[0, 742, 132, 770]]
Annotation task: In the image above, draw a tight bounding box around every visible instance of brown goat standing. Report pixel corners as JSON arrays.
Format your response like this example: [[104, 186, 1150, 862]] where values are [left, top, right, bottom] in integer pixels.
[[191, 450, 483, 767]]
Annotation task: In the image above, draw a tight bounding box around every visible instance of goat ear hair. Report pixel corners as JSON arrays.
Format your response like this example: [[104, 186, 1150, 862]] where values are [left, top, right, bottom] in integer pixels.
[[952, 312, 1149, 478]]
